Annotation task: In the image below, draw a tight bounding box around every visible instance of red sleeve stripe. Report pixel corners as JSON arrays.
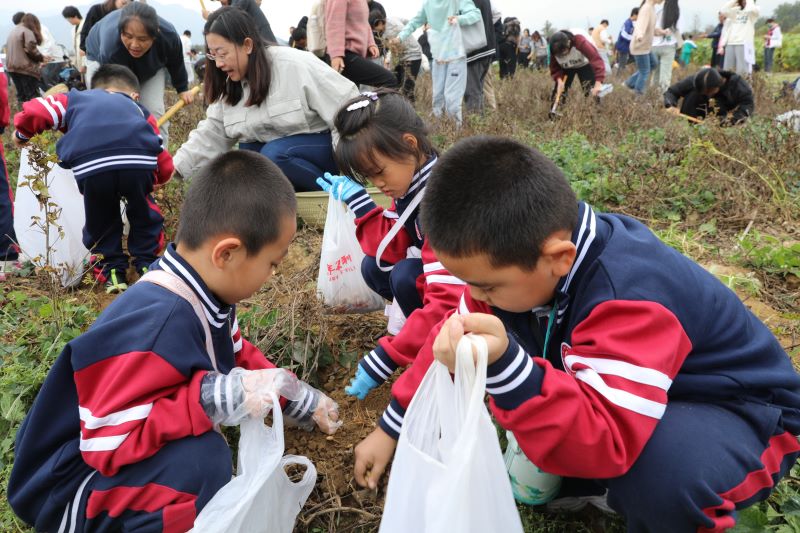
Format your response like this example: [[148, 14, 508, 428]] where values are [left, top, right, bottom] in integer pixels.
[[564, 355, 673, 390], [79, 403, 153, 429], [80, 432, 130, 452], [573, 369, 666, 419]]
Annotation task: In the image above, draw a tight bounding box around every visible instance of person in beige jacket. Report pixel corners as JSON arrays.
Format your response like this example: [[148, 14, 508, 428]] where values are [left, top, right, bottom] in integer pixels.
[[174, 7, 359, 191], [624, 0, 662, 95]]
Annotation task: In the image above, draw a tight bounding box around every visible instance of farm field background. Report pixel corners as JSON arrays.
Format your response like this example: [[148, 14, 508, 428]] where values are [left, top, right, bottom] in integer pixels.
[[0, 65, 799, 532]]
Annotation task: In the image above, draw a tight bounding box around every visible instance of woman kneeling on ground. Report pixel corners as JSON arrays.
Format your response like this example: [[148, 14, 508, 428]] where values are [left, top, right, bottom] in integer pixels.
[[664, 67, 754, 125], [174, 7, 360, 191]]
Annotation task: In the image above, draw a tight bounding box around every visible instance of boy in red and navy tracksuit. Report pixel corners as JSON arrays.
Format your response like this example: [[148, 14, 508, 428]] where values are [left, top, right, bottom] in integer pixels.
[[8, 151, 341, 532], [354, 136, 800, 532], [13, 64, 172, 292], [0, 57, 21, 278]]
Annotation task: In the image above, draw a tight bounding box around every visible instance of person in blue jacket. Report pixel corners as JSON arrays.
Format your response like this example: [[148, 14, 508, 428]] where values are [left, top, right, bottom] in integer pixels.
[[87, 2, 195, 145]]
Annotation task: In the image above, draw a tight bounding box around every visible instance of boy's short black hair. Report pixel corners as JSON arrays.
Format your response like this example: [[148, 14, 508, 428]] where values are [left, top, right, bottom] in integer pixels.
[[91, 64, 140, 92], [631, 7, 640, 17], [62, 6, 82, 19], [421, 136, 579, 270], [601, 19, 609, 25], [176, 151, 296, 254], [767, 18, 776, 24], [12, 12, 24, 25]]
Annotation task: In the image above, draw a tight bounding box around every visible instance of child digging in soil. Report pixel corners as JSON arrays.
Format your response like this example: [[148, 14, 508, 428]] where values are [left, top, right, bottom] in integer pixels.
[[8, 151, 341, 531], [354, 136, 800, 531], [12, 64, 172, 293], [665, 67, 754, 125], [316, 90, 464, 407]]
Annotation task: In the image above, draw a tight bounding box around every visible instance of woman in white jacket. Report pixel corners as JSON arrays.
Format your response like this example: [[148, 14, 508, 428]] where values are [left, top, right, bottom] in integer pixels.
[[720, 0, 759, 76], [174, 7, 359, 190], [651, 0, 681, 94]]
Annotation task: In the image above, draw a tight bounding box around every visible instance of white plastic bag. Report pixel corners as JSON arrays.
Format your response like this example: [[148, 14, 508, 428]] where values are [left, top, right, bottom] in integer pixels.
[[316, 195, 385, 313], [191, 392, 317, 533], [13, 148, 90, 287], [379, 335, 524, 533], [428, 23, 466, 63]]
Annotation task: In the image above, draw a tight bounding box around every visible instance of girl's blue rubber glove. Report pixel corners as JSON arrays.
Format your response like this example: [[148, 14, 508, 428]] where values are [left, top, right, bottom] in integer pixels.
[[345, 365, 379, 400], [316, 172, 365, 201]]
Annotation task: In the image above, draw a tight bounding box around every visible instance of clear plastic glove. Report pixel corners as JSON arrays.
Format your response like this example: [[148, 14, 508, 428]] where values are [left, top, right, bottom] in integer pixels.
[[284, 381, 343, 435], [200, 368, 304, 426], [344, 365, 379, 400], [316, 172, 365, 201]]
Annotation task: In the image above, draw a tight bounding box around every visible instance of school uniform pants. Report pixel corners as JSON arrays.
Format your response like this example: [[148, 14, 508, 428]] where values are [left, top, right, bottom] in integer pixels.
[[550, 63, 595, 106], [55, 432, 231, 533], [431, 57, 467, 125], [239, 131, 338, 192], [464, 56, 492, 114], [595, 401, 800, 532], [361, 256, 423, 317], [341, 50, 398, 89], [0, 144, 18, 261], [77, 169, 164, 280]]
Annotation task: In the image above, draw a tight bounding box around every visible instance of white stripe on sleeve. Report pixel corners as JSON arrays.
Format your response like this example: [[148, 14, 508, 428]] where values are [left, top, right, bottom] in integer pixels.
[[78, 403, 153, 429], [564, 355, 673, 391], [575, 369, 666, 419]]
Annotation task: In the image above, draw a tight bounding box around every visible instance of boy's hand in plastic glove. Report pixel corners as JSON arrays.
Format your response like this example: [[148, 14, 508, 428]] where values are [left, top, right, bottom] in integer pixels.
[[200, 367, 299, 426], [345, 365, 379, 400], [316, 172, 365, 201], [284, 381, 343, 435]]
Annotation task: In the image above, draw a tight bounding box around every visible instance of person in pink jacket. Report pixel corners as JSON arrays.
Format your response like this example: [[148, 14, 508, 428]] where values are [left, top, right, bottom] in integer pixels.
[[326, 0, 398, 88]]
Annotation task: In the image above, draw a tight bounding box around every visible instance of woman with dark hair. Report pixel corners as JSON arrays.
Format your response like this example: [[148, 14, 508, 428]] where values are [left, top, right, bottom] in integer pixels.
[[529, 31, 548, 70], [173, 7, 359, 191], [664, 67, 754, 124], [651, 0, 681, 93], [5, 13, 46, 103], [86, 2, 192, 145]]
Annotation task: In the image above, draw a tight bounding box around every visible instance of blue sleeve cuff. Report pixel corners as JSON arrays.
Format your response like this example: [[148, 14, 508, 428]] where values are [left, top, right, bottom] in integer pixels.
[[485, 335, 542, 410], [359, 346, 399, 385], [345, 190, 378, 219], [378, 397, 406, 440]]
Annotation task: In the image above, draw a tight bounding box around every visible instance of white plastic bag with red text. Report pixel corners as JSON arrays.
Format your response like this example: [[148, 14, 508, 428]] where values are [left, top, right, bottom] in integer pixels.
[[316, 195, 385, 313], [190, 393, 317, 533], [379, 335, 524, 533]]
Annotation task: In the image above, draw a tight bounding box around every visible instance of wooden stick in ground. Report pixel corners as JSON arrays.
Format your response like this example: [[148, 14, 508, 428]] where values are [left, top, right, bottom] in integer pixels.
[[665, 109, 704, 124], [550, 76, 567, 118], [157, 85, 202, 127]]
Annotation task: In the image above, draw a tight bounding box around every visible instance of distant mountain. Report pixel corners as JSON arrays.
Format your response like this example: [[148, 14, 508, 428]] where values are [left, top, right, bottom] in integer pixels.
[[0, 1, 206, 56]]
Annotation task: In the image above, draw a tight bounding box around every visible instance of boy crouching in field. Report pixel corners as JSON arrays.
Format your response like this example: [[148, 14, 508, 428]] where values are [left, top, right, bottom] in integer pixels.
[[354, 136, 800, 531], [13, 64, 172, 293], [8, 151, 341, 532]]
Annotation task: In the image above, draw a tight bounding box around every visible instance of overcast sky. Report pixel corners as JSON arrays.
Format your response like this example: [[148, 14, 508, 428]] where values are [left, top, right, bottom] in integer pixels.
[[27, 0, 786, 43]]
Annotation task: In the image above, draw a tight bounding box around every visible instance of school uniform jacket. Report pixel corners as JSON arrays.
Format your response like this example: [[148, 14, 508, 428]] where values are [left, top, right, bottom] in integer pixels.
[[342, 156, 465, 385], [14, 89, 173, 183], [380, 203, 800, 479], [7, 245, 295, 530]]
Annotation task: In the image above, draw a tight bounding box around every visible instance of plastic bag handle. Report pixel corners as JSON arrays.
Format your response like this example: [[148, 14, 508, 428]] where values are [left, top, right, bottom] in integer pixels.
[[374, 188, 425, 273]]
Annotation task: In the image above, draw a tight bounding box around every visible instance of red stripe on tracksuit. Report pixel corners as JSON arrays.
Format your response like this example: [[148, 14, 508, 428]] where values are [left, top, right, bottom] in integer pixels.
[[86, 483, 197, 533], [699, 431, 800, 532]]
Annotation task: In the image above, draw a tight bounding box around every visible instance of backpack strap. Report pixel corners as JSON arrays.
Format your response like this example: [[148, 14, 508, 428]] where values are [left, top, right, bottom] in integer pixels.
[[140, 269, 219, 372], [374, 187, 425, 273]]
